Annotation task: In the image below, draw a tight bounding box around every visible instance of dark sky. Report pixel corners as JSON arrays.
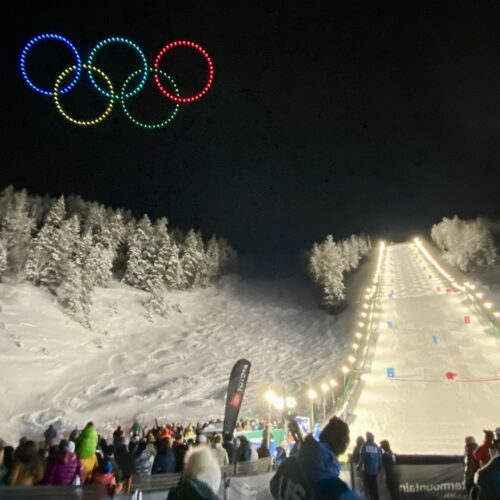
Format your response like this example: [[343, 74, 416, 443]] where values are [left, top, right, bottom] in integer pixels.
[[2, 2, 500, 273]]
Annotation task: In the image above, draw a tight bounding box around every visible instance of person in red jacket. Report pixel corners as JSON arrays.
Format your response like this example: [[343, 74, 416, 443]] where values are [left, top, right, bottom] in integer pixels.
[[91, 460, 122, 496], [473, 430, 495, 467]]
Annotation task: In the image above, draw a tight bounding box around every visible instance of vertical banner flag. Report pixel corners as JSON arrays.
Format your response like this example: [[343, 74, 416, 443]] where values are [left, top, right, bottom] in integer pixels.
[[446, 288, 451, 294], [387, 368, 395, 378], [387, 320, 393, 329], [432, 335, 438, 344], [223, 358, 251, 437]]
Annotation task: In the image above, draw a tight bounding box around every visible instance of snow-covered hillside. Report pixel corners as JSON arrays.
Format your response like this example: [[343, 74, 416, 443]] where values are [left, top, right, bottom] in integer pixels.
[[0, 269, 367, 443], [349, 243, 500, 454]]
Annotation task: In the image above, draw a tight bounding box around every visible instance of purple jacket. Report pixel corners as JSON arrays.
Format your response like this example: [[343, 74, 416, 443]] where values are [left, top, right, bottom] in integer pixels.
[[46, 452, 84, 485]]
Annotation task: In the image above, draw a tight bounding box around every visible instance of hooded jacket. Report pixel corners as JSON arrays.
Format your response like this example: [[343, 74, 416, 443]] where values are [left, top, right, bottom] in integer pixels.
[[45, 451, 84, 485], [75, 425, 98, 459], [270, 435, 357, 500], [360, 437, 382, 476]]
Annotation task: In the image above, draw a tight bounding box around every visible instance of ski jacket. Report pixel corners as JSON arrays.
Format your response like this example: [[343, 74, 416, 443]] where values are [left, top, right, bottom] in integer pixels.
[[45, 451, 84, 485], [75, 425, 98, 459], [360, 439, 382, 476], [270, 435, 358, 500], [152, 448, 176, 474], [134, 450, 155, 475], [474, 442, 494, 467]]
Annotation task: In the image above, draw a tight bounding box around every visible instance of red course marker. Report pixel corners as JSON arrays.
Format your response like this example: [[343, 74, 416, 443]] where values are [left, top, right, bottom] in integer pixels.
[[464, 316, 471, 324]]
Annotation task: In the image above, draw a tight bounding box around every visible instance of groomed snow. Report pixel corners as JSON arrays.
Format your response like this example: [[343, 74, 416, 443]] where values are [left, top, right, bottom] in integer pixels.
[[0, 273, 361, 443], [349, 243, 500, 454]]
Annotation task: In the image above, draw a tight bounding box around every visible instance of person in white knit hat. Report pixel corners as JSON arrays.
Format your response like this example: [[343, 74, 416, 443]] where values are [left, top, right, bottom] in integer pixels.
[[170, 445, 221, 499]]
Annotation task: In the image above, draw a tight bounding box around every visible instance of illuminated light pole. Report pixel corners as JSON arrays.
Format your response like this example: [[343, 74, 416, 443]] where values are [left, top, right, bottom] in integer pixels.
[[307, 389, 318, 428], [264, 390, 275, 448], [342, 366, 349, 388], [321, 383, 329, 423], [329, 379, 337, 409]]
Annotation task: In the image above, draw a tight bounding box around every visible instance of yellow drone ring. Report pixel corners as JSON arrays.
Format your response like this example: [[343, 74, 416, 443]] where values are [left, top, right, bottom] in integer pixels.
[[53, 64, 114, 126]]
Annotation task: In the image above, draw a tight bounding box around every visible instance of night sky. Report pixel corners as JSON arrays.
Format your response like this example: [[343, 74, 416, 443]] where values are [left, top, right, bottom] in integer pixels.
[[2, 2, 500, 274]]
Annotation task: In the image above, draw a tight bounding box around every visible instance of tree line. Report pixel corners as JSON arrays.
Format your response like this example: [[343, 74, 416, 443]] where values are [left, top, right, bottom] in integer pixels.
[[0, 187, 237, 326]]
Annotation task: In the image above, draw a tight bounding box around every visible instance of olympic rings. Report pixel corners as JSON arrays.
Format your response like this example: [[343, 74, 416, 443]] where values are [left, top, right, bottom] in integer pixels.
[[20, 34, 214, 128], [20, 33, 82, 96], [153, 40, 214, 103], [121, 68, 180, 129], [87, 37, 148, 100], [54, 64, 114, 126]]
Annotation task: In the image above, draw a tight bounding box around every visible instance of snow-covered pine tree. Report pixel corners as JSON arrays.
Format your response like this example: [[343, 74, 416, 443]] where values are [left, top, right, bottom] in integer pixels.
[[0, 240, 7, 280], [0, 189, 35, 276], [57, 260, 91, 327], [181, 229, 206, 288], [25, 196, 67, 291], [123, 215, 154, 290], [164, 241, 184, 289]]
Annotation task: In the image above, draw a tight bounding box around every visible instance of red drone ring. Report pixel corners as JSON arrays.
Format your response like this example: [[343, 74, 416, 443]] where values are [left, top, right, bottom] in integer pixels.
[[153, 40, 214, 103]]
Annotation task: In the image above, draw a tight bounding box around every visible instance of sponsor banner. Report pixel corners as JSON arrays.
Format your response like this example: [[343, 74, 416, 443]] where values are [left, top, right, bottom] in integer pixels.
[[223, 359, 251, 437]]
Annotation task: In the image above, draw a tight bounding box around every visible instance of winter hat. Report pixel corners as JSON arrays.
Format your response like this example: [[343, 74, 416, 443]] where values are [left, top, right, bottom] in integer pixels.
[[465, 436, 476, 445], [484, 430, 495, 440], [319, 416, 350, 456], [183, 446, 221, 495], [65, 441, 76, 453], [196, 434, 208, 445], [495, 427, 500, 434], [101, 460, 113, 474]]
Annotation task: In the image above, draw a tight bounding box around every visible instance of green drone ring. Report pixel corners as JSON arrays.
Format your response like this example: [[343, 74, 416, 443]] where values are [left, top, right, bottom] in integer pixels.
[[120, 67, 180, 129]]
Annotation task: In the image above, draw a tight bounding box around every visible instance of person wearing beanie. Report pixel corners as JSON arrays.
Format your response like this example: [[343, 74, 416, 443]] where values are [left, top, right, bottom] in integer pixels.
[[196, 434, 208, 446], [45, 440, 84, 486], [464, 436, 480, 496], [360, 432, 382, 500], [169, 446, 221, 500], [211, 434, 229, 467], [91, 459, 122, 496], [270, 416, 359, 499], [474, 431, 495, 467], [380, 440, 398, 500], [8, 441, 44, 486]]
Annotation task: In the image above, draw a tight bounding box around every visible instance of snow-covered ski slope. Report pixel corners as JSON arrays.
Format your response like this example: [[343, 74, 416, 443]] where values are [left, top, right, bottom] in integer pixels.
[[350, 242, 500, 454], [0, 267, 370, 443]]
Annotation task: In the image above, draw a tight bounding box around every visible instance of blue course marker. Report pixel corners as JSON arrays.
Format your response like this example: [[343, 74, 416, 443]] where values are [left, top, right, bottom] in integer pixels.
[[387, 368, 395, 379], [432, 335, 438, 344], [387, 320, 393, 329]]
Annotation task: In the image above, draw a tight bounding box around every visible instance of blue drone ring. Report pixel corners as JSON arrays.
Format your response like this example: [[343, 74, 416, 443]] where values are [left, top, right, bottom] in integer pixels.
[[19, 33, 82, 96]]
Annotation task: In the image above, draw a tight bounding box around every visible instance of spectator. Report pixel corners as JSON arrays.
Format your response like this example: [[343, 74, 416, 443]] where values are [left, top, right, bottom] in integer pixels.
[[237, 435, 252, 462], [380, 440, 398, 500], [115, 439, 134, 481], [474, 431, 495, 467], [360, 432, 382, 500], [173, 434, 189, 473], [275, 441, 288, 468], [91, 459, 122, 496], [43, 424, 57, 448], [75, 421, 99, 482], [351, 436, 365, 468], [8, 441, 44, 486], [464, 436, 480, 497], [0, 443, 8, 485], [476, 439, 500, 500], [112, 426, 123, 449], [169, 446, 221, 500], [496, 427, 500, 441], [258, 439, 270, 459], [2, 446, 15, 483], [134, 440, 155, 475], [45, 440, 84, 486], [270, 416, 357, 499], [152, 438, 176, 474], [211, 434, 229, 467], [222, 433, 236, 464]]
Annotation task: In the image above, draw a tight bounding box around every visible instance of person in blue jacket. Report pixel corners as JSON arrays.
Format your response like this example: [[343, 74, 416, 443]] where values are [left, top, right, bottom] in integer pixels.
[[360, 432, 382, 500], [270, 416, 359, 499]]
